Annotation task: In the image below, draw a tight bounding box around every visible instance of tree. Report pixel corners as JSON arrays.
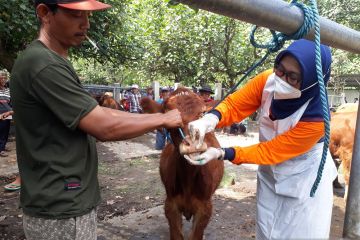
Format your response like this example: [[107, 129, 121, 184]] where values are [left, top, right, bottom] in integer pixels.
[[123, 0, 272, 88], [318, 0, 360, 76], [4, 0, 358, 88], [0, 0, 37, 70], [0, 0, 135, 72]]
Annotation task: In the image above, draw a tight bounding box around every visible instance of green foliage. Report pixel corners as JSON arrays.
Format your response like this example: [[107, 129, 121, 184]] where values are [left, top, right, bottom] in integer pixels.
[[71, 0, 143, 66], [0, 0, 135, 71], [318, 0, 360, 75], [319, 0, 360, 30], [115, 0, 272, 88], [0, 0, 37, 51], [0, 0, 38, 69], [2, 0, 360, 87]]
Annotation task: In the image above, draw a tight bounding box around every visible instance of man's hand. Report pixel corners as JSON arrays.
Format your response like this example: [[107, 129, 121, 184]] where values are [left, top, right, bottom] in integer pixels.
[[1, 111, 13, 120], [188, 113, 219, 149], [184, 147, 224, 166], [162, 109, 183, 128]]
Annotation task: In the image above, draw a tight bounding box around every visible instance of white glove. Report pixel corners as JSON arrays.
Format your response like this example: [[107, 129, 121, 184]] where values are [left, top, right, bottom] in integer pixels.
[[184, 147, 225, 166], [188, 113, 219, 149]]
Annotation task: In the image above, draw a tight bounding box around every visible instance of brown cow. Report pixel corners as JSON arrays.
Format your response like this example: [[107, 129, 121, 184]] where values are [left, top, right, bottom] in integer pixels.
[[99, 94, 122, 110], [330, 111, 357, 200], [141, 88, 224, 240]]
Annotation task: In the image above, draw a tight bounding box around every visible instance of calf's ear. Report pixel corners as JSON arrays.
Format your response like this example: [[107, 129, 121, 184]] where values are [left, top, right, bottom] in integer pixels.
[[140, 97, 163, 113]]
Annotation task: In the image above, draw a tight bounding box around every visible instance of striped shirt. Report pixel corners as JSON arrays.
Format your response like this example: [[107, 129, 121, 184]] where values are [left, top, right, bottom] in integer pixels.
[[125, 91, 142, 113], [0, 88, 11, 114]]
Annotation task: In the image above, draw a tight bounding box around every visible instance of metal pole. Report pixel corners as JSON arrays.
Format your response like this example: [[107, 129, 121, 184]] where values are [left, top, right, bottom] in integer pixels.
[[343, 103, 360, 239], [153, 81, 160, 101], [214, 82, 222, 100], [114, 83, 120, 102], [179, 0, 360, 54], [174, 83, 181, 90]]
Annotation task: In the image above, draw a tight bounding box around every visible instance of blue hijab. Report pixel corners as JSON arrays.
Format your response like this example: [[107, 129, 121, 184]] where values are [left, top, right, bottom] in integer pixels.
[[270, 39, 332, 122]]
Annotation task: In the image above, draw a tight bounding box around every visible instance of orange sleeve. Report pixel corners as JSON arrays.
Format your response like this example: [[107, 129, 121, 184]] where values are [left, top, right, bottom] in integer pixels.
[[215, 69, 273, 128], [231, 121, 325, 165]]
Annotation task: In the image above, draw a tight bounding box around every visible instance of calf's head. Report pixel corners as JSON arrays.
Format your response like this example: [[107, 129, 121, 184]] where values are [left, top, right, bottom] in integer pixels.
[[141, 87, 219, 149]]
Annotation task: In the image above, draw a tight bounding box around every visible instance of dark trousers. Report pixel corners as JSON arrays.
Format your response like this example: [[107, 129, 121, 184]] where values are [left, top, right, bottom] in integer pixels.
[[0, 119, 10, 151]]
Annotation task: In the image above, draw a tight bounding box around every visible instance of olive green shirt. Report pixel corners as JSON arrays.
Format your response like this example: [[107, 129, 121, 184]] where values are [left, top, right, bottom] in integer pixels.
[[10, 40, 100, 219]]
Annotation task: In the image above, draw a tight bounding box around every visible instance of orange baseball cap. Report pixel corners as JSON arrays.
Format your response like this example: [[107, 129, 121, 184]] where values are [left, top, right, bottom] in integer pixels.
[[35, 0, 111, 11]]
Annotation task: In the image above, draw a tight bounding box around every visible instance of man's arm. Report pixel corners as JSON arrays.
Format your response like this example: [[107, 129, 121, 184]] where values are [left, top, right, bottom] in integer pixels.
[[78, 105, 183, 141]]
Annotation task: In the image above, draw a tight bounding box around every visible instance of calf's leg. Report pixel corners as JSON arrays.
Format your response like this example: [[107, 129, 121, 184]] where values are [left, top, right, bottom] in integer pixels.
[[332, 158, 343, 189], [189, 199, 212, 240], [164, 198, 184, 240], [341, 150, 352, 202]]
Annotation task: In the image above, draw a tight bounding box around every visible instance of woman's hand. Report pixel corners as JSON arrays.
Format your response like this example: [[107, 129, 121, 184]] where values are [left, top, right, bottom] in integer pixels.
[[188, 113, 219, 149], [184, 147, 225, 165]]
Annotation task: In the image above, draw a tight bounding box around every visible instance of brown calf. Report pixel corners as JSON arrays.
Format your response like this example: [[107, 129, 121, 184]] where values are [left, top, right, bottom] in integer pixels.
[[141, 88, 224, 240], [330, 111, 357, 200], [99, 94, 122, 110]]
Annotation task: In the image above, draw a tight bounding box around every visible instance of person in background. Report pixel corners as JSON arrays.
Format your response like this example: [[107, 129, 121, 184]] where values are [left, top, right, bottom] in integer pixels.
[[155, 87, 171, 150], [191, 85, 198, 94], [145, 86, 154, 100], [157, 86, 171, 104], [127, 84, 142, 113], [0, 71, 12, 157], [354, 97, 358, 103], [198, 85, 214, 103], [119, 98, 129, 112], [0, 71, 20, 191], [1, 107, 18, 192], [4, 175, 21, 191], [185, 39, 337, 239], [10, 1, 183, 239]]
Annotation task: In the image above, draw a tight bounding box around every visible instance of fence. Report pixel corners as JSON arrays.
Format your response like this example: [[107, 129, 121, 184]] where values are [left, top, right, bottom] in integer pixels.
[[84, 84, 147, 101], [84, 82, 224, 101]]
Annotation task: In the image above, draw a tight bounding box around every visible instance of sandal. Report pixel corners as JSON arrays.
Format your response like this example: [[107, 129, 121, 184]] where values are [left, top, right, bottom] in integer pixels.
[[0, 151, 8, 157], [4, 183, 21, 191]]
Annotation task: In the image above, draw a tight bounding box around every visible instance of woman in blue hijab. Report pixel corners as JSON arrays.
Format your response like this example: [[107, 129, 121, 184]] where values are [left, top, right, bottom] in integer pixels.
[[185, 39, 338, 239]]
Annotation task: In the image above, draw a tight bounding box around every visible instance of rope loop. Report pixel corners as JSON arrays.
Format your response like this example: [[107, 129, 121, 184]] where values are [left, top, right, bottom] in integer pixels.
[[249, 0, 315, 53]]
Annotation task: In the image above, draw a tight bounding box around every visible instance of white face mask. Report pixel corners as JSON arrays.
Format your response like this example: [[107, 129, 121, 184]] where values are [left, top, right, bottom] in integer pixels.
[[273, 75, 317, 100]]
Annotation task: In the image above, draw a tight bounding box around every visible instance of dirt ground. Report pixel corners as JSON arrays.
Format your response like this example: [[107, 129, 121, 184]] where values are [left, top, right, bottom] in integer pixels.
[[0, 131, 346, 240]]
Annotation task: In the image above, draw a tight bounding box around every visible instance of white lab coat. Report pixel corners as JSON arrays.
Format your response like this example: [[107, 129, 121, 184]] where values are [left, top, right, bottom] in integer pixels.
[[256, 74, 337, 240]]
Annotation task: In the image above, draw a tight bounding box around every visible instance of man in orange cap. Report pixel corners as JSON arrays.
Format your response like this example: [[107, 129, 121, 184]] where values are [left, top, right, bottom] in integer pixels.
[[10, 1, 183, 239]]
